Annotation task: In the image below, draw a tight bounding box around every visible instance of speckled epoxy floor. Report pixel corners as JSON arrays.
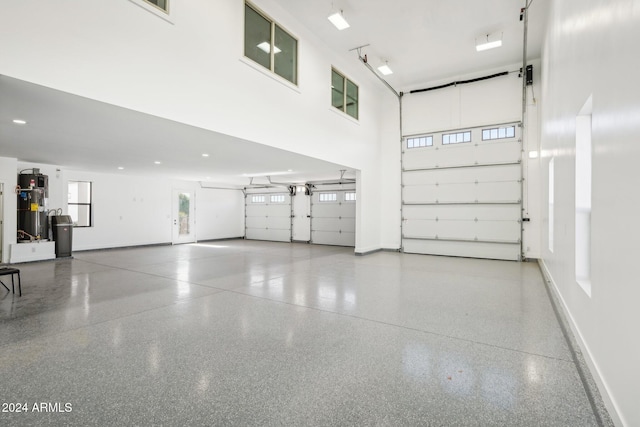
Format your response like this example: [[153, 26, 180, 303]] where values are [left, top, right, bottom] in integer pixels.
[[0, 240, 603, 425]]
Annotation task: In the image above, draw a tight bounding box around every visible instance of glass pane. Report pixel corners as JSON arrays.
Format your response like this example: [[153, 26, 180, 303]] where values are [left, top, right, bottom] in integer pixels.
[[443, 134, 449, 144], [427, 136, 433, 146], [346, 79, 358, 119], [491, 129, 498, 139], [457, 133, 463, 143], [482, 130, 490, 140], [146, 0, 167, 11], [498, 128, 506, 138], [70, 205, 91, 227], [68, 182, 79, 203], [464, 132, 471, 142], [332, 70, 345, 111], [506, 126, 515, 138], [274, 25, 297, 84], [244, 4, 271, 71], [78, 182, 91, 203], [178, 193, 190, 236], [407, 139, 414, 148]]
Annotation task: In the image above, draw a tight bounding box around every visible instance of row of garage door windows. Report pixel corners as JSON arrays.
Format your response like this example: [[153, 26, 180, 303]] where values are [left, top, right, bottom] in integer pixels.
[[407, 125, 516, 149], [250, 192, 356, 204]]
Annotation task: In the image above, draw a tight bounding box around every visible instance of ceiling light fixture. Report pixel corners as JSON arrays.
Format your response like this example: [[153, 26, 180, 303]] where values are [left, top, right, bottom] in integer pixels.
[[202, 153, 209, 157], [328, 10, 350, 30], [257, 42, 281, 54], [118, 166, 124, 170], [476, 33, 503, 51], [12, 119, 27, 125], [154, 161, 161, 165], [377, 61, 393, 76]]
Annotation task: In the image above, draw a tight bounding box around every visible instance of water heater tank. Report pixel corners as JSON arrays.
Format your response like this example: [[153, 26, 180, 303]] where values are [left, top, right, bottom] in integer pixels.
[[17, 169, 49, 242]]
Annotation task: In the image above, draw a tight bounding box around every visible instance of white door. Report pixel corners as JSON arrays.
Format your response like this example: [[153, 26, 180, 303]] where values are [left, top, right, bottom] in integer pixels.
[[292, 191, 311, 242], [245, 192, 292, 242], [172, 189, 196, 244], [402, 123, 522, 261], [310, 187, 356, 247]]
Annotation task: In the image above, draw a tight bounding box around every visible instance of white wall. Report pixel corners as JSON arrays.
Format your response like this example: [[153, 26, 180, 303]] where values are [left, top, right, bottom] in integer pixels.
[[0, 156, 18, 263], [540, 1, 640, 425], [196, 186, 245, 242], [399, 64, 542, 258], [0, 0, 395, 254]]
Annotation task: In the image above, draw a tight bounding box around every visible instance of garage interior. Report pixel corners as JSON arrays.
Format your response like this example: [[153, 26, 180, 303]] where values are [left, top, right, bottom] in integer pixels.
[[1, 0, 638, 425]]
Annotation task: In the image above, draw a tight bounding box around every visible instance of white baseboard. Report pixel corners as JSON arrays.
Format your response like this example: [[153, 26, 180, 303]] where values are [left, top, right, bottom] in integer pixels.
[[538, 259, 624, 427]]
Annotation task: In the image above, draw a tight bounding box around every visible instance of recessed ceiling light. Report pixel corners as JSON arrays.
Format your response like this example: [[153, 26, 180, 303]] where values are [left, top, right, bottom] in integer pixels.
[[257, 42, 281, 54], [377, 64, 393, 75], [118, 166, 124, 170], [202, 153, 209, 157], [154, 161, 161, 165], [12, 119, 27, 125], [328, 11, 350, 30], [287, 169, 293, 172]]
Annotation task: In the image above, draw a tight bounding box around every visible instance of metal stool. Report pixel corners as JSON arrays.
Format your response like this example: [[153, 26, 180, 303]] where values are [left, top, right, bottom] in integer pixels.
[[0, 268, 21, 296]]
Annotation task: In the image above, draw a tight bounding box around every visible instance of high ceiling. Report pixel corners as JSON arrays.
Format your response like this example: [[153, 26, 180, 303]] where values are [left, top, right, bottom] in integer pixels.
[[0, 0, 549, 185], [273, 0, 549, 90]]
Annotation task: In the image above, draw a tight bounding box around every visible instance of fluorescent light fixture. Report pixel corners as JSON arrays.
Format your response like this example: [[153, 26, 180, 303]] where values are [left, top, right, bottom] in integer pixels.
[[13, 119, 27, 125], [257, 42, 281, 54], [378, 63, 393, 75], [328, 11, 350, 30], [476, 34, 503, 52]]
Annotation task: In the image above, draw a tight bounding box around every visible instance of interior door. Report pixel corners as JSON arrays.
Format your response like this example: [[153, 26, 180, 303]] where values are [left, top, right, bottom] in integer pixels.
[[172, 189, 196, 244]]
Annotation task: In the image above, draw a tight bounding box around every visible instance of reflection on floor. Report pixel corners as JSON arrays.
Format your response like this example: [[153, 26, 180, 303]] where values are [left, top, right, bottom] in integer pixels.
[[0, 240, 603, 425]]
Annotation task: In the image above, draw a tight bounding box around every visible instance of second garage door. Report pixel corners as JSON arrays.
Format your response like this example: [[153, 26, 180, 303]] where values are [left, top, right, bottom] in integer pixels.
[[310, 185, 356, 247]]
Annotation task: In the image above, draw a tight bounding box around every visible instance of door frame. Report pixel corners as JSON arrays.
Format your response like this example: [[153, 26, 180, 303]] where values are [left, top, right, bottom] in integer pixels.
[[172, 188, 196, 244]]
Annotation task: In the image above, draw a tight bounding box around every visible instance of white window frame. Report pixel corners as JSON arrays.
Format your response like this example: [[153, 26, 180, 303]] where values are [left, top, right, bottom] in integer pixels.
[[251, 195, 266, 203], [482, 126, 516, 141], [442, 131, 471, 145], [407, 136, 433, 149], [68, 181, 93, 227], [344, 192, 356, 202]]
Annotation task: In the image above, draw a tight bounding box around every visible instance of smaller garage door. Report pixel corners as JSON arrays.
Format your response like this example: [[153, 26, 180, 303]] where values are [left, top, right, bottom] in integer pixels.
[[311, 186, 356, 247], [245, 191, 291, 242]]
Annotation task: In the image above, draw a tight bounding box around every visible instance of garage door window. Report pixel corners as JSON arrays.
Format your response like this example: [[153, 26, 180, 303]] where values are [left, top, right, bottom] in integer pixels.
[[407, 136, 433, 149], [344, 192, 356, 202], [482, 126, 516, 140], [319, 193, 337, 202], [270, 194, 286, 203], [251, 195, 266, 203], [443, 131, 471, 145]]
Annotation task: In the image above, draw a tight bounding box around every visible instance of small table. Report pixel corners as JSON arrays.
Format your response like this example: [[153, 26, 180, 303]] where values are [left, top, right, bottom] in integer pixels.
[[0, 268, 21, 296]]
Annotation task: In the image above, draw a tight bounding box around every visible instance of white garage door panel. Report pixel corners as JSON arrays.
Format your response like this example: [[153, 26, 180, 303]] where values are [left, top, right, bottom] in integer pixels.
[[245, 216, 268, 229], [403, 239, 520, 261], [245, 193, 291, 243], [247, 228, 291, 242], [404, 219, 519, 242], [310, 189, 356, 247], [312, 230, 355, 246], [403, 164, 520, 185], [312, 217, 342, 231], [404, 181, 520, 204], [402, 122, 522, 261], [403, 204, 521, 221]]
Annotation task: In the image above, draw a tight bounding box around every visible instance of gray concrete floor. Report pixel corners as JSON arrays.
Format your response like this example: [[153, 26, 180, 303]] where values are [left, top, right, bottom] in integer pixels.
[[0, 240, 600, 426]]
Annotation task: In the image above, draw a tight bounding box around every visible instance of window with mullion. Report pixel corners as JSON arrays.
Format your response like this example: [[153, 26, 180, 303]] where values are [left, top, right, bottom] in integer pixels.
[[331, 68, 358, 120]]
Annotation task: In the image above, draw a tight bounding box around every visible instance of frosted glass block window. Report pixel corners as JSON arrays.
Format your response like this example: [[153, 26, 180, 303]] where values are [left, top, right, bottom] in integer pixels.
[[251, 195, 266, 203], [68, 181, 92, 227], [407, 136, 433, 149], [319, 193, 337, 202], [344, 192, 356, 202], [270, 194, 286, 203]]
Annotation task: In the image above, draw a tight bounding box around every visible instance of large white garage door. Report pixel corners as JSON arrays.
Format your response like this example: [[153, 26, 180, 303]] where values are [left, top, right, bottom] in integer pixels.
[[402, 123, 522, 260], [310, 186, 356, 247], [245, 191, 292, 242]]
